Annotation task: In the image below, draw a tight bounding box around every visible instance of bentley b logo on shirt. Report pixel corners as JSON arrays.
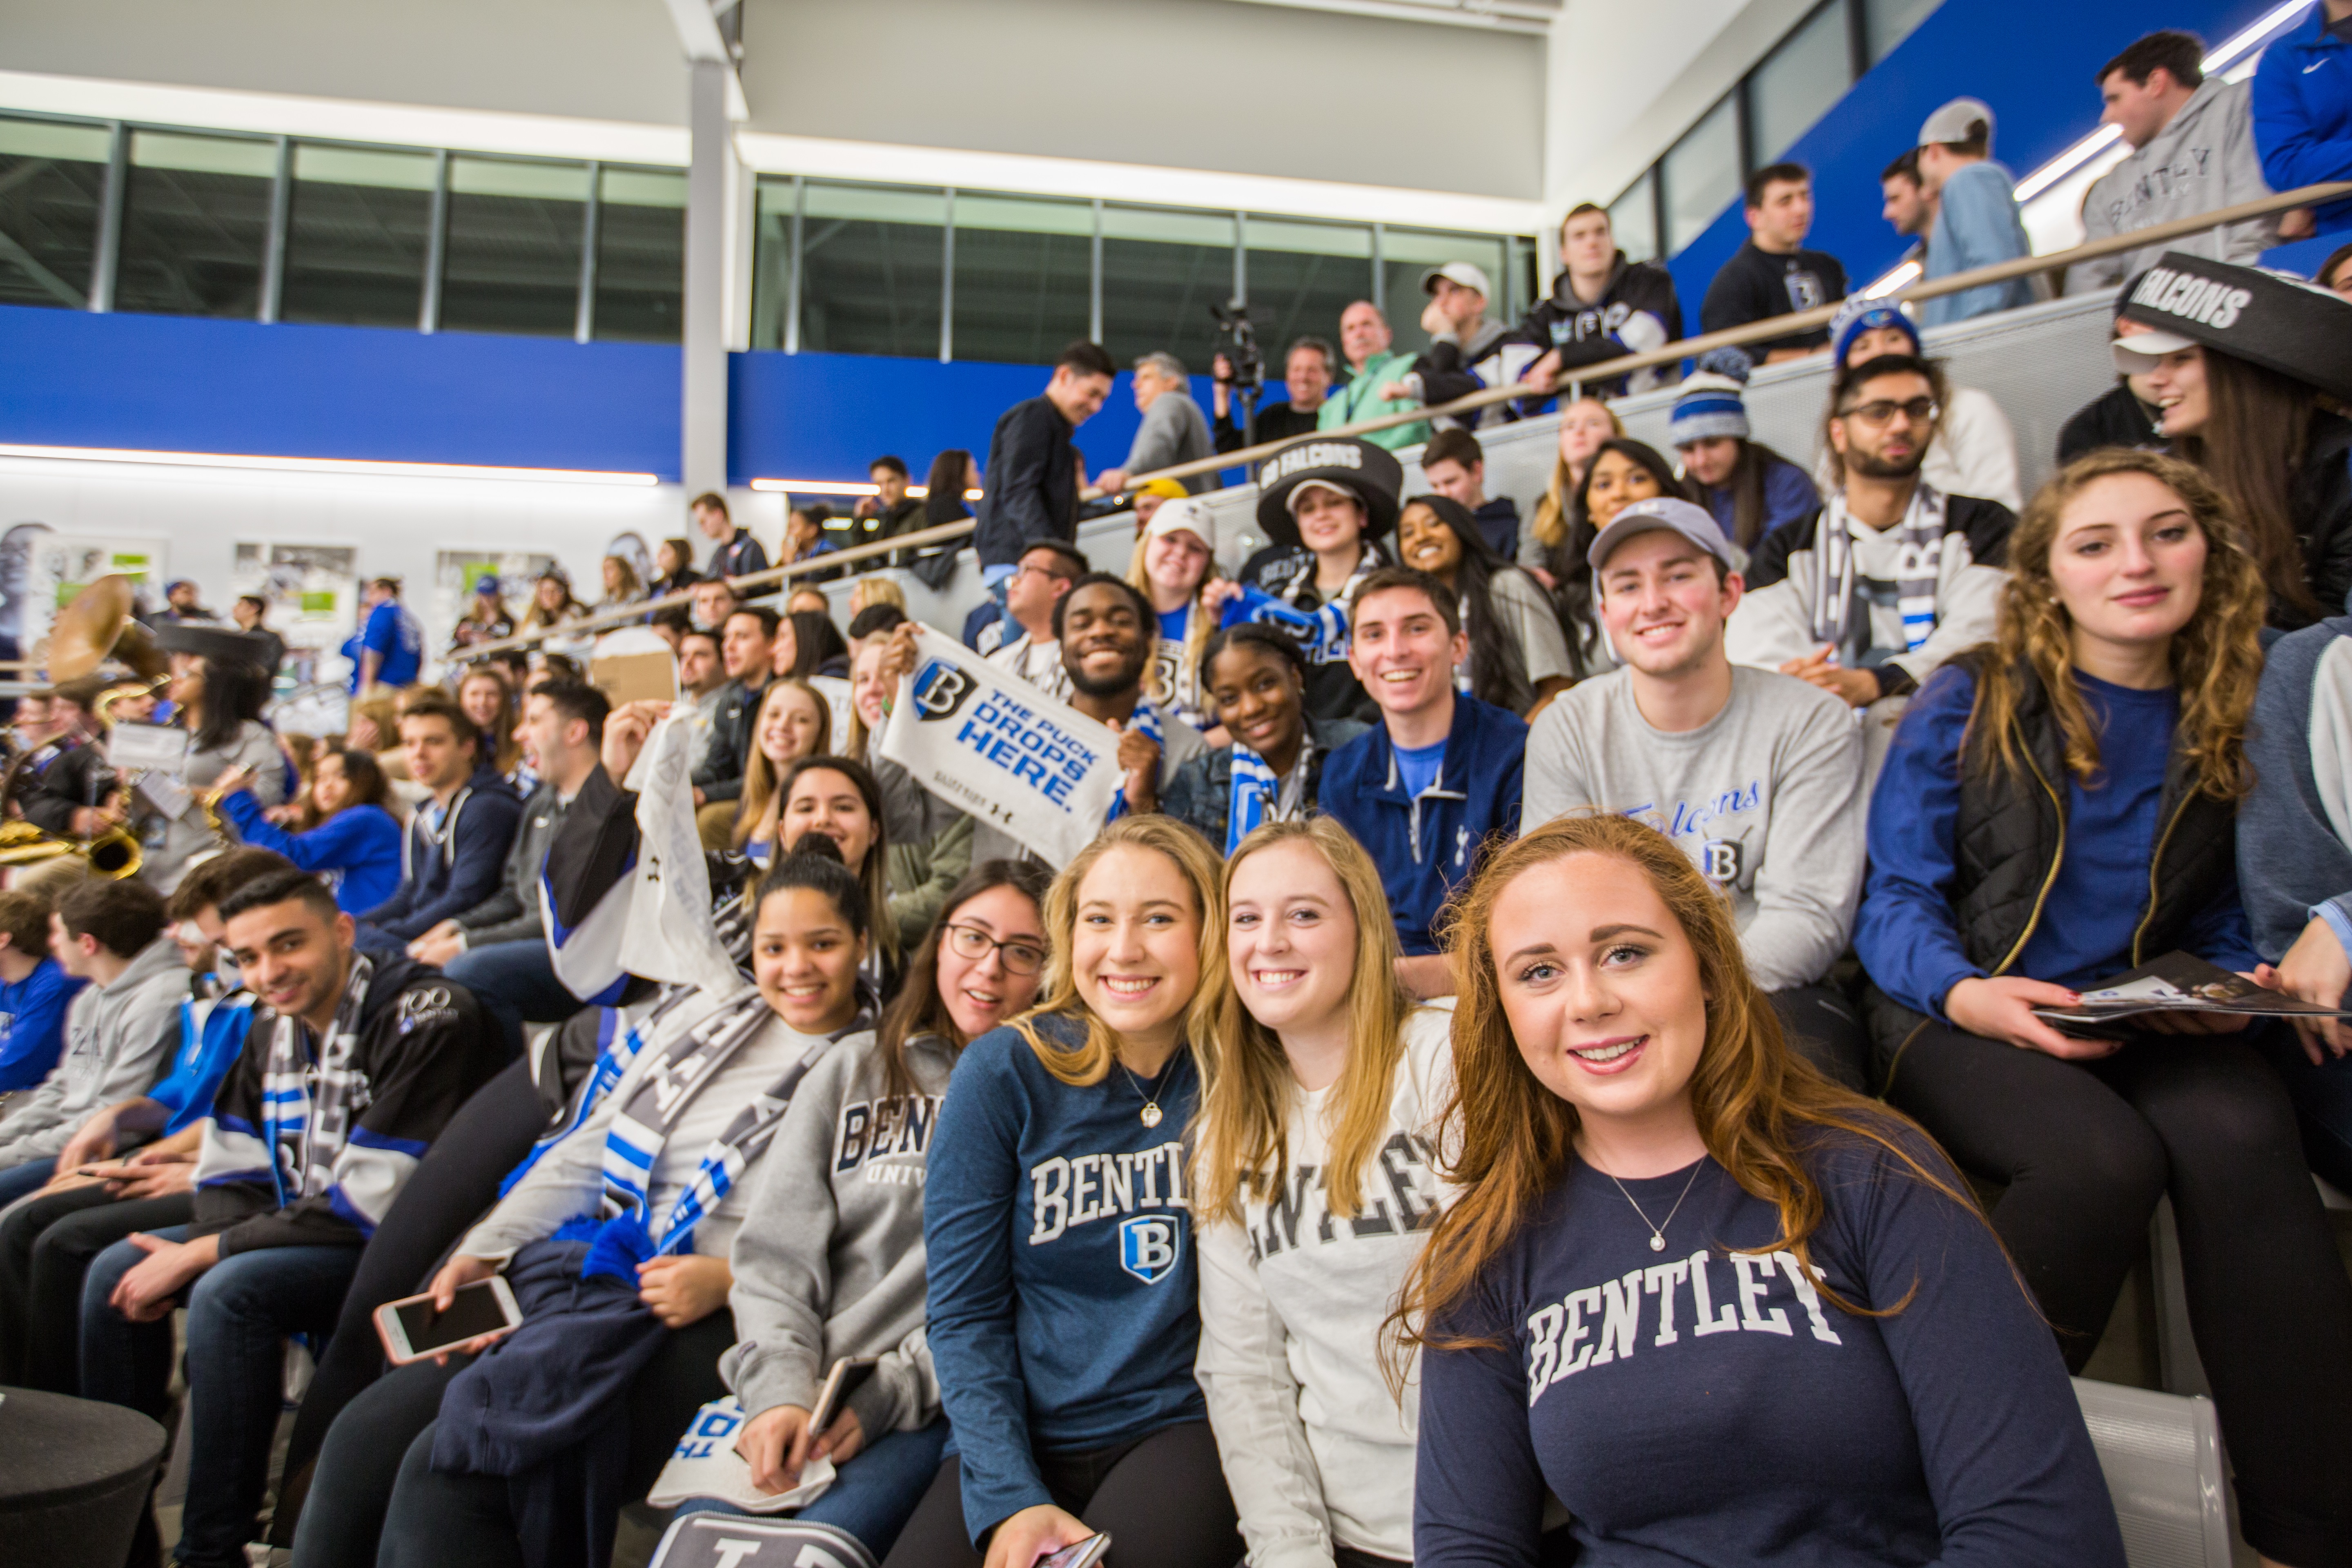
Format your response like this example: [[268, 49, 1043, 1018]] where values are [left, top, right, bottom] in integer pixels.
[[1029, 1138, 1189, 1267]]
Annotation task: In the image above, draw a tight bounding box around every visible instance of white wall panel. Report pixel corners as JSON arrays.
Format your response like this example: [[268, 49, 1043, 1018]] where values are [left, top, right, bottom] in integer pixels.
[[740, 0, 1545, 200]]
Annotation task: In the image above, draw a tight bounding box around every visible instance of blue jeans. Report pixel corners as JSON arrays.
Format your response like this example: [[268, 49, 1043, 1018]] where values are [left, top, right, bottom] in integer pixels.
[[0, 1154, 57, 1207], [444, 938, 580, 1058], [81, 1227, 359, 1568], [677, 1418, 951, 1561]]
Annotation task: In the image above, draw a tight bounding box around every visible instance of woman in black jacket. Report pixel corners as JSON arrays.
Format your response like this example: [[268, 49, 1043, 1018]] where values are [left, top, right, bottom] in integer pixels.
[[2118, 252, 2352, 627]]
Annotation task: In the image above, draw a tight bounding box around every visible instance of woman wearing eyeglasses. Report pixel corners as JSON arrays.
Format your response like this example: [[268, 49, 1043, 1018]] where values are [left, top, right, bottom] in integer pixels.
[[659, 862, 1054, 1566], [1728, 351, 2016, 714]]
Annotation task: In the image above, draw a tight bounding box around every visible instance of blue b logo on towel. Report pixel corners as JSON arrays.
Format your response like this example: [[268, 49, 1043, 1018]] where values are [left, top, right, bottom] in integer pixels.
[[1118, 1214, 1182, 1284], [910, 658, 976, 721]]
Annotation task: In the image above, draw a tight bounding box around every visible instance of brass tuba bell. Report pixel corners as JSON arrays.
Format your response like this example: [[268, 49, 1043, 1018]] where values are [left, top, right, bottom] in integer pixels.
[[44, 575, 168, 684]]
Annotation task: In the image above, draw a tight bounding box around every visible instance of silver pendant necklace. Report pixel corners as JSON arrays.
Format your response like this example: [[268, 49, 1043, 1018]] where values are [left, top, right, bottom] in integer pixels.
[[1608, 1163, 1704, 1253], [1118, 1056, 1167, 1128]]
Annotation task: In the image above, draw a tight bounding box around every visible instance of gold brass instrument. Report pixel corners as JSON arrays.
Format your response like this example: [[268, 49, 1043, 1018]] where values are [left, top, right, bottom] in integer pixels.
[[0, 576, 174, 882]]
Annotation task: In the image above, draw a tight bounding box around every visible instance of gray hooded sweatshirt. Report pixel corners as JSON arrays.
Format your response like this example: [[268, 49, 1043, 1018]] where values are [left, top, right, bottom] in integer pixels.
[[2070, 77, 2277, 294], [0, 933, 190, 1167], [721, 1031, 956, 1438]]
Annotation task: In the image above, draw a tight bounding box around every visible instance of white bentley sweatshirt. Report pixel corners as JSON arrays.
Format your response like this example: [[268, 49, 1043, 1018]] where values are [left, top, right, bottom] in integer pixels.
[[1194, 1005, 1453, 1568]]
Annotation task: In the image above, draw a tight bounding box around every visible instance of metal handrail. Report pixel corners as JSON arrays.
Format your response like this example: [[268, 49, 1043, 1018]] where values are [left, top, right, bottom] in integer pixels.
[[466, 177, 2352, 659]]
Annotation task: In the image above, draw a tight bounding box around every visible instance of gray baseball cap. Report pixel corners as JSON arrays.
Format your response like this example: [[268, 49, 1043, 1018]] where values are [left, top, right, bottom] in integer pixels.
[[1586, 497, 1736, 572]]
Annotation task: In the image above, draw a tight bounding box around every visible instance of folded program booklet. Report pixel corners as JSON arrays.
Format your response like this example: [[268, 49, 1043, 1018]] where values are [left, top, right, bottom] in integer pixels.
[[2031, 951, 2352, 1035]]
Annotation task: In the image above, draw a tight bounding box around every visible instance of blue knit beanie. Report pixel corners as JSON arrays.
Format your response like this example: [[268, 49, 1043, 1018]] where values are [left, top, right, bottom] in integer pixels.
[[1668, 347, 1753, 446], [1829, 296, 1921, 367]]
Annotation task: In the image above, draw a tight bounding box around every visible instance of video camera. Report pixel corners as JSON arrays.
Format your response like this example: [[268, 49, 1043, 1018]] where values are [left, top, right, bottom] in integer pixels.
[[1209, 299, 1263, 394]]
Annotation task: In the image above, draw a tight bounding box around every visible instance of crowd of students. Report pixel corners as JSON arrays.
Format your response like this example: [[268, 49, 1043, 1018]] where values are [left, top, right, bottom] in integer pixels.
[[10, 91, 2352, 1566]]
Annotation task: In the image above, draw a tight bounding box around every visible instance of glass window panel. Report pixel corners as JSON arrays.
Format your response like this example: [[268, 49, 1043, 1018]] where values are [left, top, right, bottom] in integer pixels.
[[1100, 205, 1235, 368], [1244, 217, 1370, 366], [798, 181, 944, 358], [1864, 0, 1938, 63], [594, 165, 684, 343], [281, 143, 433, 329], [1662, 96, 1742, 255], [950, 191, 1091, 365], [0, 116, 109, 310], [116, 129, 274, 318], [439, 156, 587, 337], [1609, 172, 1659, 265], [750, 178, 795, 351], [1378, 227, 1506, 355], [1750, 0, 1851, 166]]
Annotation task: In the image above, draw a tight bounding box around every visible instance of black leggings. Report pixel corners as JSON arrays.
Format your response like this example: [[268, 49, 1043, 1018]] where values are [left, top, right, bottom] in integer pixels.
[[0, 1184, 190, 1391], [1768, 983, 1870, 1092], [272, 1058, 550, 1546], [881, 1420, 1240, 1568], [1881, 1021, 2352, 1566], [294, 1308, 735, 1568]]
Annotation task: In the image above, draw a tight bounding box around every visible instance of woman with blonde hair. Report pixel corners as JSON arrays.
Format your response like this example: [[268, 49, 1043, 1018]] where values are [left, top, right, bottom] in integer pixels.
[[517, 570, 587, 633], [1403, 813, 2122, 1567], [889, 815, 1242, 1568], [731, 679, 833, 858], [1519, 393, 1624, 588], [1193, 818, 1450, 1568], [847, 575, 908, 620], [454, 665, 525, 784], [1856, 448, 2352, 1567], [1127, 498, 1220, 733], [596, 554, 644, 612]]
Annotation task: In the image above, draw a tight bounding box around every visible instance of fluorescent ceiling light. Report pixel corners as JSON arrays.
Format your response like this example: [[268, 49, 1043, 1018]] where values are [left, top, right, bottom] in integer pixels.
[[750, 479, 984, 499], [0, 443, 659, 485]]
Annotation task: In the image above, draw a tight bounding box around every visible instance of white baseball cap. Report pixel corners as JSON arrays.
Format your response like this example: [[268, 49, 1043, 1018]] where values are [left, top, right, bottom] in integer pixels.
[[1919, 97, 1994, 151], [1142, 496, 1213, 547], [1420, 261, 1492, 299]]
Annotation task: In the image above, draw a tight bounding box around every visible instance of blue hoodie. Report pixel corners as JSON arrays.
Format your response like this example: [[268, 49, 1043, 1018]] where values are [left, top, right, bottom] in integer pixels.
[[924, 1013, 1205, 1545], [1320, 693, 1528, 955], [2254, 7, 2352, 236], [0, 957, 84, 1094], [219, 791, 405, 915], [359, 769, 526, 941]]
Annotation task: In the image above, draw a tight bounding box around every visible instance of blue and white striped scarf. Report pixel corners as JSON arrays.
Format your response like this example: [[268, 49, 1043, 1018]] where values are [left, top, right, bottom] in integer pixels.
[[1225, 742, 1284, 854], [1221, 585, 1352, 666], [1105, 699, 1167, 822], [1811, 482, 1949, 660], [259, 953, 372, 1210], [497, 985, 701, 1199], [566, 987, 868, 1282]]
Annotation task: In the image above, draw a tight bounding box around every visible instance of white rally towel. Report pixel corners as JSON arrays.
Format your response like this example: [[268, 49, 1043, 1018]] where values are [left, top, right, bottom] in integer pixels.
[[618, 711, 743, 997], [646, 1394, 836, 1515], [879, 626, 1122, 867], [808, 675, 854, 756]]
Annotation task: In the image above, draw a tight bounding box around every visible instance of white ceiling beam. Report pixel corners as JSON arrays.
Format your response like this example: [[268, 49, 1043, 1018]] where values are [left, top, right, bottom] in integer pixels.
[[657, 0, 750, 119], [1218, 0, 1557, 33]]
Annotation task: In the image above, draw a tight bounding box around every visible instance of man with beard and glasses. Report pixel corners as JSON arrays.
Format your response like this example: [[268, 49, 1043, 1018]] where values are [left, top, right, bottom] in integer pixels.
[[77, 868, 492, 1568], [1727, 353, 2016, 715]]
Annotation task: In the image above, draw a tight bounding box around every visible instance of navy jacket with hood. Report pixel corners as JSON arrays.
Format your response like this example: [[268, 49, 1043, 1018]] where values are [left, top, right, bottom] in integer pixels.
[[360, 768, 524, 942], [1320, 693, 1527, 955]]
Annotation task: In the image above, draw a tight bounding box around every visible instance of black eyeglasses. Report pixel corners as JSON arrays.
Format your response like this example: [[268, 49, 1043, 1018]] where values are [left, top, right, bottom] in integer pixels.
[[1836, 397, 1940, 427], [943, 923, 1045, 976]]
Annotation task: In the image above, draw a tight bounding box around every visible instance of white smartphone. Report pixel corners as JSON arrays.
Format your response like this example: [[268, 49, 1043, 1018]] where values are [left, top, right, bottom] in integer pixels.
[[373, 1276, 522, 1365], [806, 1354, 882, 1437], [1037, 1534, 1110, 1568]]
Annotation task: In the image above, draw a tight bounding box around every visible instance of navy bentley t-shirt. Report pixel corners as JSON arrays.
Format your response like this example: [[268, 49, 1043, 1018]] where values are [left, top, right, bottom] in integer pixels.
[[1413, 1135, 2124, 1568]]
